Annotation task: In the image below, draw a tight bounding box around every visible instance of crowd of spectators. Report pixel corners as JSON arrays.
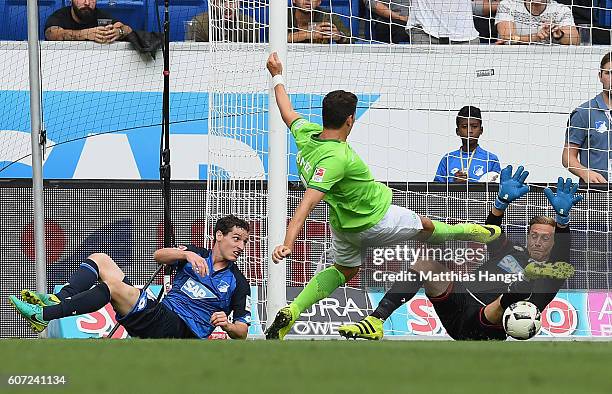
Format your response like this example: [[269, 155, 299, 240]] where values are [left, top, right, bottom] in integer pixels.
[[39, 0, 612, 45]]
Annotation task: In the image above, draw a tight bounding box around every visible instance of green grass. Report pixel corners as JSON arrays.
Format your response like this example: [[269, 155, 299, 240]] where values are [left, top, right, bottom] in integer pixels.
[[0, 340, 610, 394]]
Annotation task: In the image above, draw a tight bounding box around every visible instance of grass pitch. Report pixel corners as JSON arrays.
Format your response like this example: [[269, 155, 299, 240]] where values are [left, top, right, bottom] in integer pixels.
[[0, 339, 610, 394]]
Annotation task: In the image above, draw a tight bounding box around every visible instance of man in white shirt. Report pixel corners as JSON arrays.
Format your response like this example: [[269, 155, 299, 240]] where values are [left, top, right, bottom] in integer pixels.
[[407, 0, 480, 44], [495, 0, 579, 45]]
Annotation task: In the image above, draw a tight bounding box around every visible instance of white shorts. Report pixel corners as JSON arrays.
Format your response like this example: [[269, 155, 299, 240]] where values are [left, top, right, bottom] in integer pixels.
[[325, 205, 423, 268]]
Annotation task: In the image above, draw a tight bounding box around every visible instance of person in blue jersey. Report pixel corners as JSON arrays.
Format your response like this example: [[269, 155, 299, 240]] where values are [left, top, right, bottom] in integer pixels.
[[434, 106, 501, 183], [10, 215, 252, 339]]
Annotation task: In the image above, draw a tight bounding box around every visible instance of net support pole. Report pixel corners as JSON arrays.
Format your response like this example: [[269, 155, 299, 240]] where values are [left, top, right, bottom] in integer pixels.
[[26, 0, 47, 338], [266, 0, 288, 322]]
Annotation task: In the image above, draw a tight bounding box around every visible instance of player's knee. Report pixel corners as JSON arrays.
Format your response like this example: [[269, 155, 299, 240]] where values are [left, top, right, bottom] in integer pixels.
[[412, 259, 439, 273], [334, 264, 359, 281]]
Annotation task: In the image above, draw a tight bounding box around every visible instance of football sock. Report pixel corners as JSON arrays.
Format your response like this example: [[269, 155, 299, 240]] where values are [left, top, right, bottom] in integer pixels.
[[43, 282, 111, 321], [426, 221, 465, 244], [372, 270, 423, 320], [291, 266, 346, 316], [55, 259, 99, 301]]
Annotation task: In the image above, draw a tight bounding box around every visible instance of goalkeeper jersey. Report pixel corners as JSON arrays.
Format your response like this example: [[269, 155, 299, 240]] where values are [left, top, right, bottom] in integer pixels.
[[290, 118, 392, 232]]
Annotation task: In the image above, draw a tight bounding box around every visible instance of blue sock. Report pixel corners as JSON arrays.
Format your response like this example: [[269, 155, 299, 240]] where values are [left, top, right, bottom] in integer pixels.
[[56, 259, 99, 300], [43, 282, 111, 321]]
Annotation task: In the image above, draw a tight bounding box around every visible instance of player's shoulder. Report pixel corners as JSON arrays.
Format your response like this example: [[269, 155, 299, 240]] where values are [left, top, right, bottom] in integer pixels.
[[290, 117, 321, 132], [229, 264, 250, 291], [47, 6, 71, 21], [180, 244, 210, 257]]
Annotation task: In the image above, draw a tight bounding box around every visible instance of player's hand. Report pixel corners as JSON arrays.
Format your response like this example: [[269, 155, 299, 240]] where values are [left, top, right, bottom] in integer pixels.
[[210, 311, 230, 329], [494, 165, 530, 210], [267, 52, 283, 77], [544, 177, 583, 222], [454, 170, 468, 183], [272, 245, 292, 263], [582, 170, 607, 184], [186, 251, 208, 277]]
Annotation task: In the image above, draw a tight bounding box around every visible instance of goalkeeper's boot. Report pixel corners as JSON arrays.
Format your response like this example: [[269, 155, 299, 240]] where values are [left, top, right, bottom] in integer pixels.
[[455, 223, 502, 244], [338, 316, 384, 340], [8, 296, 48, 333], [265, 304, 299, 340], [21, 289, 60, 307], [524, 261, 575, 280]]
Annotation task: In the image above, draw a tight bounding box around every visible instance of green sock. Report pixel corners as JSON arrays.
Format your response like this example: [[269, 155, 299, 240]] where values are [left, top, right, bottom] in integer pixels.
[[291, 266, 346, 315], [426, 220, 465, 244]]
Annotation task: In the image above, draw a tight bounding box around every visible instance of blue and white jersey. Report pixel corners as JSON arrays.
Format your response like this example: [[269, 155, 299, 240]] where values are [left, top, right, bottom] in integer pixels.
[[433, 145, 501, 182], [161, 245, 251, 338], [566, 93, 612, 180]]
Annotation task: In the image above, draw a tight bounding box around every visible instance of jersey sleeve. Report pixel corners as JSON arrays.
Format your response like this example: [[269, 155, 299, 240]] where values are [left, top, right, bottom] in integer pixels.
[[489, 154, 501, 174], [307, 156, 346, 192], [230, 274, 251, 325], [433, 155, 449, 182], [170, 245, 208, 268], [565, 110, 587, 147], [494, 0, 514, 24], [290, 118, 323, 146]]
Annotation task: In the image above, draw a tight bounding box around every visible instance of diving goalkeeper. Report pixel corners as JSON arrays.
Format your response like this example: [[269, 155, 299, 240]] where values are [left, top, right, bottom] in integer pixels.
[[339, 166, 581, 340], [10, 215, 251, 339], [265, 52, 502, 340]]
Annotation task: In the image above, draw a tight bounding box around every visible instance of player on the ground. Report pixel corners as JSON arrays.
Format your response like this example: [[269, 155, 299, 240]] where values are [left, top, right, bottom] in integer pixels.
[[10, 215, 252, 339], [264, 52, 503, 340], [338, 166, 581, 340]]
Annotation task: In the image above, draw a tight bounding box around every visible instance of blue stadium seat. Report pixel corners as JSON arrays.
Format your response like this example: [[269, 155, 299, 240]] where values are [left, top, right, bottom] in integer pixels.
[[95, 0, 148, 31], [0, 0, 65, 40], [147, 0, 208, 41], [596, 0, 612, 28]]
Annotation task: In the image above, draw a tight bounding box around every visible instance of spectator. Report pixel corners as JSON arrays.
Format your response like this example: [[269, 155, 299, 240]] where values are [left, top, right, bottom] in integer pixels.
[[288, 0, 351, 44], [365, 0, 410, 43], [557, 0, 611, 45], [562, 52, 612, 184], [407, 0, 481, 44], [495, 0, 579, 45], [192, 0, 260, 42], [434, 106, 501, 183], [45, 0, 132, 42], [473, 0, 500, 42]]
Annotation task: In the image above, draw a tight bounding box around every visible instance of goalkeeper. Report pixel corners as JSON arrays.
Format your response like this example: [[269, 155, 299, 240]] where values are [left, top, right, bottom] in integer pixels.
[[339, 166, 581, 340], [10, 215, 251, 339], [265, 52, 502, 340]]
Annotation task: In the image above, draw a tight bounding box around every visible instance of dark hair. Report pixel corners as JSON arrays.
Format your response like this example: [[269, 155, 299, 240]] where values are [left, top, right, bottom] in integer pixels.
[[601, 52, 612, 71], [214, 215, 250, 237], [322, 90, 358, 129], [456, 105, 482, 127]]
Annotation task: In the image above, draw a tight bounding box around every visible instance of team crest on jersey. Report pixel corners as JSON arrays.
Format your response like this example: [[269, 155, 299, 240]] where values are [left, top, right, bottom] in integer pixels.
[[181, 278, 217, 300], [217, 280, 230, 293], [595, 120, 608, 133], [474, 165, 484, 177], [497, 255, 524, 274], [312, 167, 326, 183]]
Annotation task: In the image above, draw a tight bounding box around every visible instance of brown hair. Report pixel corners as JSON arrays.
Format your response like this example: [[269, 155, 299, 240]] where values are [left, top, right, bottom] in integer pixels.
[[601, 52, 612, 71], [528, 216, 556, 229]]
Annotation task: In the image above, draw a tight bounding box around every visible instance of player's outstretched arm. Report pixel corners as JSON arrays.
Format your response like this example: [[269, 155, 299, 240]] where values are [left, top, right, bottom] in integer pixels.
[[266, 52, 300, 128], [153, 246, 209, 276], [272, 188, 326, 263], [491, 164, 530, 217]]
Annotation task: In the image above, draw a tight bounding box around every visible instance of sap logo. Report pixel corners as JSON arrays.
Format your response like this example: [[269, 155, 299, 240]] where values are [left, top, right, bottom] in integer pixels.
[[497, 255, 524, 274], [217, 280, 230, 293], [181, 279, 217, 300]]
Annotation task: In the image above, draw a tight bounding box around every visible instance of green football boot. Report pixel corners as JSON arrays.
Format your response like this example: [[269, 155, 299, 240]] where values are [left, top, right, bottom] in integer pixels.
[[9, 295, 49, 333], [525, 261, 575, 280], [265, 304, 299, 340], [338, 316, 384, 340], [21, 289, 60, 307]]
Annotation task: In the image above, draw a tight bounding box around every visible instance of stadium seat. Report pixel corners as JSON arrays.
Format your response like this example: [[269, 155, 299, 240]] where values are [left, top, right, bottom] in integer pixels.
[[95, 0, 148, 31], [596, 0, 612, 28], [0, 0, 65, 40], [147, 0, 208, 41]]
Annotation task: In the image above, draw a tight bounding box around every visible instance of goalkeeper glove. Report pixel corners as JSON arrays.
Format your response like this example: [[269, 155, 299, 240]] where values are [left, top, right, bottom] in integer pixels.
[[494, 165, 530, 211], [544, 177, 583, 225]]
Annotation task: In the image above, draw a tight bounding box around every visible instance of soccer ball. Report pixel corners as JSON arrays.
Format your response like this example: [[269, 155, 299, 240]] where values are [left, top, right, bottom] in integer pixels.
[[502, 301, 542, 340]]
